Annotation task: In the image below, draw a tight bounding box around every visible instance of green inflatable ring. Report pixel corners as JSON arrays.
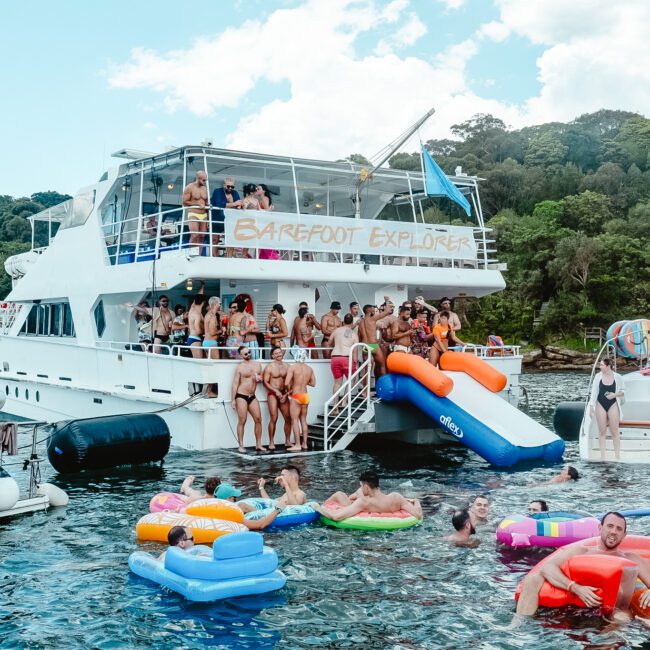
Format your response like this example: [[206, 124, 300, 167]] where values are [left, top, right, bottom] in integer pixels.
[[319, 501, 421, 530]]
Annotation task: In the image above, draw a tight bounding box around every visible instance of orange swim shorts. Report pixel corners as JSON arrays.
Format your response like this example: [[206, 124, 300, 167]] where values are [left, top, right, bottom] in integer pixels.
[[291, 393, 310, 405]]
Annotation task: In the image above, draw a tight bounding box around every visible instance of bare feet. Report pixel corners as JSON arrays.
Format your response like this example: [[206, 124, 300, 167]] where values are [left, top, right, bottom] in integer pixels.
[[286, 445, 302, 452], [237, 446, 246, 453], [256, 447, 270, 454]]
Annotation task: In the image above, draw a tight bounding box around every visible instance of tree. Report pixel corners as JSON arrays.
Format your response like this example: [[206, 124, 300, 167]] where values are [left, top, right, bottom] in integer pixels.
[[524, 131, 568, 168], [549, 234, 603, 294], [560, 191, 613, 235], [30, 191, 72, 208], [344, 154, 370, 166]]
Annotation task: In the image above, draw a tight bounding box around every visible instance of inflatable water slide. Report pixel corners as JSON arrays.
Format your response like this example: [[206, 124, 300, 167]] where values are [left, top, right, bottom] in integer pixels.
[[375, 352, 564, 467]]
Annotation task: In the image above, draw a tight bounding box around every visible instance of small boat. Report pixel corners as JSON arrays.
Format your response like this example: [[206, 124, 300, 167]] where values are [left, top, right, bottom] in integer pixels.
[[579, 319, 650, 463]]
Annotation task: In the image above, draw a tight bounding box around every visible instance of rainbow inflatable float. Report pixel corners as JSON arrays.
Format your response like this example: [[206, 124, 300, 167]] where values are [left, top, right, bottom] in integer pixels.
[[497, 512, 600, 548]]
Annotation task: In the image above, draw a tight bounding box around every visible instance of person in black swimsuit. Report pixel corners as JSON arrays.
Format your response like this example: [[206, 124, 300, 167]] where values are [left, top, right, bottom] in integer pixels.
[[231, 345, 266, 453], [589, 358, 625, 461]]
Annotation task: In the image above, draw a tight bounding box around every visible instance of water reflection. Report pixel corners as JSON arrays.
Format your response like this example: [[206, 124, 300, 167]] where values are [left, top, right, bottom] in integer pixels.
[[1, 372, 650, 648]]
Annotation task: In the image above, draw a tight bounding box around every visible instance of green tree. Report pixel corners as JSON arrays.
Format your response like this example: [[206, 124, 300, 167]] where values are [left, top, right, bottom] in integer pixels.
[[560, 191, 613, 235], [524, 131, 568, 168]]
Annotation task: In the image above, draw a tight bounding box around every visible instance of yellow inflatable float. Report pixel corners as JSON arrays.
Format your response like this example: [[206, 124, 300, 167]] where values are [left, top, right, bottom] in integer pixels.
[[136, 511, 247, 544]]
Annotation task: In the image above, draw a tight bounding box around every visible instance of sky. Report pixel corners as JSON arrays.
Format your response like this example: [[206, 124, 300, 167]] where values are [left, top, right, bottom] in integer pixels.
[[1, 0, 649, 198]]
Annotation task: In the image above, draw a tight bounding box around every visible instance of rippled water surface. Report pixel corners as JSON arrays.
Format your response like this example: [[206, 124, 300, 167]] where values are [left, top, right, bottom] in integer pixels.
[[2, 372, 650, 649]]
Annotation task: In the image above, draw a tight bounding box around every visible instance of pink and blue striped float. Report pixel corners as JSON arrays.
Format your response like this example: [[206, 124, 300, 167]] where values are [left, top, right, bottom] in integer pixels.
[[496, 512, 600, 548]]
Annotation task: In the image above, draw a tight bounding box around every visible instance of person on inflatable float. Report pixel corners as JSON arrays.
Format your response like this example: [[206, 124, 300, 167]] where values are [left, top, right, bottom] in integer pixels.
[[313, 470, 422, 521], [514, 512, 650, 621], [180, 475, 220, 504], [157, 526, 208, 561]]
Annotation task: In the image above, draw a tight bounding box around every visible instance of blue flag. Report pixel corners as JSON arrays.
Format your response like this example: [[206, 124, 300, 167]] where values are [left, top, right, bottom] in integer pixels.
[[422, 145, 471, 216]]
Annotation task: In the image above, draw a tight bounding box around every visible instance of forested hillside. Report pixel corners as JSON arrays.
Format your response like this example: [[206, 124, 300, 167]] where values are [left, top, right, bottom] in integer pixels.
[[1, 109, 648, 344], [389, 109, 650, 343]]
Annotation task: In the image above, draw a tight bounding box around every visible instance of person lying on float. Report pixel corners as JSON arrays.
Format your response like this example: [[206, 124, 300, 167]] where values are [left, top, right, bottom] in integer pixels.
[[313, 470, 422, 521], [515, 512, 650, 619]]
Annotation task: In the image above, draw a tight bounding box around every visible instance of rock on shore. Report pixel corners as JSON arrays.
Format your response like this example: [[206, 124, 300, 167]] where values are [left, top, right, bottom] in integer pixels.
[[522, 346, 638, 372]]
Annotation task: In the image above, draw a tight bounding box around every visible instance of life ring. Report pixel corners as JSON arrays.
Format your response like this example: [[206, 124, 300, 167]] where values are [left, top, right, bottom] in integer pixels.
[[319, 500, 421, 531], [496, 512, 599, 548], [606, 320, 629, 357], [618, 319, 650, 359], [515, 535, 650, 612], [239, 497, 319, 528], [136, 511, 246, 544]]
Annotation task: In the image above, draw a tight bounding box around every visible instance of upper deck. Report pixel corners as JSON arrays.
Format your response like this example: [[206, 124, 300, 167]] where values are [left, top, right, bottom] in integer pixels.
[[28, 145, 504, 275]]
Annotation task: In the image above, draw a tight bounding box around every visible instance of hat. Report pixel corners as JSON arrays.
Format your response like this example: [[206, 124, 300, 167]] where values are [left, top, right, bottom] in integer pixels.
[[330, 301, 342, 310], [439, 297, 452, 305], [215, 483, 242, 499]]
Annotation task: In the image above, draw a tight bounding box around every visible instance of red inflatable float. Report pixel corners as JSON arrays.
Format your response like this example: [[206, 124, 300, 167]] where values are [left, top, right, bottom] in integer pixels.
[[515, 535, 650, 613]]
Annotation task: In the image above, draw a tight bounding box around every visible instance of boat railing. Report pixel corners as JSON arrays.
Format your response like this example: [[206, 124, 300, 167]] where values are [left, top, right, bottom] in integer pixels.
[[323, 343, 372, 451], [460, 343, 521, 358], [103, 205, 500, 270], [95, 340, 332, 361]]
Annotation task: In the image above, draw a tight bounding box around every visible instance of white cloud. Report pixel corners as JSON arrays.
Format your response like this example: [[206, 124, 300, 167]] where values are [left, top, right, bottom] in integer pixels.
[[476, 21, 509, 43], [492, 0, 650, 124], [434, 0, 466, 10], [143, 121, 157, 130]]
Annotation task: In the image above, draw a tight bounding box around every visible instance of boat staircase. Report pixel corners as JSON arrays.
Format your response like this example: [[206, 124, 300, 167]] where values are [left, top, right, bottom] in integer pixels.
[[308, 344, 376, 452]]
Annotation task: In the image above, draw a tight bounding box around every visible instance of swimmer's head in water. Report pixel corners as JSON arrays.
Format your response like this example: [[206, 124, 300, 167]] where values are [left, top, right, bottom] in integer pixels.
[[452, 509, 475, 534], [470, 495, 489, 518], [204, 476, 220, 496], [528, 499, 548, 514], [168, 526, 194, 548], [600, 511, 627, 549], [359, 470, 379, 493]]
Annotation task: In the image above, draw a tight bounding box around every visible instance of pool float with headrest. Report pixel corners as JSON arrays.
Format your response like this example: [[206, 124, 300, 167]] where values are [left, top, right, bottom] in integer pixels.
[[128, 531, 286, 601], [136, 511, 247, 544], [607, 320, 630, 357], [319, 500, 421, 531], [515, 535, 650, 612], [497, 512, 600, 548], [618, 319, 650, 359], [239, 498, 319, 528]]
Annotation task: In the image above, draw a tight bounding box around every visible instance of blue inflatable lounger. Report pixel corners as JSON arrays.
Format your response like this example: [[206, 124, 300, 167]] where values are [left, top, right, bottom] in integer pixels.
[[240, 498, 320, 528], [128, 531, 286, 602]]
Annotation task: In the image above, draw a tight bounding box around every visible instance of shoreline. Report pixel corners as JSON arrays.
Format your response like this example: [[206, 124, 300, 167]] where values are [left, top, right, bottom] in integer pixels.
[[522, 345, 640, 373]]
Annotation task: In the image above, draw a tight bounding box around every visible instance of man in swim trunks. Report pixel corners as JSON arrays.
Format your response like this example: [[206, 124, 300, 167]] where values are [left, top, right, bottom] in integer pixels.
[[202, 297, 222, 369], [258, 465, 307, 505], [314, 470, 422, 520], [291, 301, 321, 350], [226, 299, 248, 359], [358, 302, 394, 378], [131, 296, 173, 354], [446, 509, 480, 548], [231, 345, 266, 453], [320, 301, 342, 360], [262, 347, 292, 450], [187, 283, 206, 359], [285, 349, 316, 451], [211, 176, 242, 257], [180, 475, 220, 503], [515, 512, 650, 619], [241, 309, 261, 360], [327, 314, 359, 415], [390, 305, 414, 353], [183, 170, 209, 250]]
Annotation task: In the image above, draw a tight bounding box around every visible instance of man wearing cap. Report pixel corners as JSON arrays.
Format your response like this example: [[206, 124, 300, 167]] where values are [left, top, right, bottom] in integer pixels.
[[432, 297, 461, 332], [211, 176, 242, 257], [320, 302, 342, 360], [217, 482, 286, 529]]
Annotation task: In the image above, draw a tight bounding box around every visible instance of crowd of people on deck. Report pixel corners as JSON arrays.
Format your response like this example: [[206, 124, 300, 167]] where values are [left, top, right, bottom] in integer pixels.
[[129, 289, 473, 453]]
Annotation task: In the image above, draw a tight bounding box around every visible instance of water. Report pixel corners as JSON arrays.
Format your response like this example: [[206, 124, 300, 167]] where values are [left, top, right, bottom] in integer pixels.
[[1, 372, 649, 649]]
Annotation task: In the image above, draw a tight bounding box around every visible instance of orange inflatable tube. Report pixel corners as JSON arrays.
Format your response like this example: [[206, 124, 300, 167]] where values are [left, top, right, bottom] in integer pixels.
[[439, 351, 507, 393], [184, 498, 245, 523], [386, 352, 453, 397], [631, 589, 650, 619], [136, 512, 247, 544]]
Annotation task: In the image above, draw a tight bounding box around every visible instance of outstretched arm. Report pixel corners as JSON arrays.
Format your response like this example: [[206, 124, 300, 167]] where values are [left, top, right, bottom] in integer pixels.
[[314, 498, 365, 521], [243, 505, 283, 530], [258, 477, 271, 500], [180, 475, 202, 501]]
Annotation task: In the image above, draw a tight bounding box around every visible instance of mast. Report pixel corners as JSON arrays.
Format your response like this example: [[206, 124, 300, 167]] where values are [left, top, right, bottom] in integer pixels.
[[354, 107, 435, 219]]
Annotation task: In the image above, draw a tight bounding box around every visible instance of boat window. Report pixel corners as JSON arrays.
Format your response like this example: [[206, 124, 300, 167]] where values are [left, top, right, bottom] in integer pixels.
[[294, 166, 357, 217], [60, 190, 96, 229], [94, 300, 106, 337], [118, 173, 142, 247], [19, 301, 75, 337]]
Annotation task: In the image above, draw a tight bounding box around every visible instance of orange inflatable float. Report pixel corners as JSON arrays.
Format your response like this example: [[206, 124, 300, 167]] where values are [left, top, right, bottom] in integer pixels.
[[386, 352, 453, 397], [439, 351, 507, 393], [515, 535, 650, 613], [136, 511, 247, 544], [184, 498, 245, 523]]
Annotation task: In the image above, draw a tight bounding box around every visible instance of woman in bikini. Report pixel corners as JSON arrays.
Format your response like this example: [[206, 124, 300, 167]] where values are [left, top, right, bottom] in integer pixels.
[[256, 183, 280, 260], [589, 357, 626, 460], [427, 311, 466, 368]]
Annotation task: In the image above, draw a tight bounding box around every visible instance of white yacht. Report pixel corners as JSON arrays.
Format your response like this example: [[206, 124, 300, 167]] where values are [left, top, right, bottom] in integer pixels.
[[0, 134, 523, 452]]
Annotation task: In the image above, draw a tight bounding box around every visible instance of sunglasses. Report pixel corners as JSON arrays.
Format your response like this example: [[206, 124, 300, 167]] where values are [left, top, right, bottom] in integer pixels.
[[183, 535, 194, 542], [225, 185, 235, 190]]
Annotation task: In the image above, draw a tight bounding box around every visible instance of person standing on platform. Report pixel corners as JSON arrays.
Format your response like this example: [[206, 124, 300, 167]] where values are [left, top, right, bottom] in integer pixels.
[[321, 302, 342, 360], [231, 346, 266, 454], [263, 347, 292, 451], [183, 171, 209, 250], [285, 349, 316, 451]]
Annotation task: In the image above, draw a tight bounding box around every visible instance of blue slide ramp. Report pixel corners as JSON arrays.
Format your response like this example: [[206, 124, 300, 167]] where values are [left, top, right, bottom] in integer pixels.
[[376, 372, 564, 467]]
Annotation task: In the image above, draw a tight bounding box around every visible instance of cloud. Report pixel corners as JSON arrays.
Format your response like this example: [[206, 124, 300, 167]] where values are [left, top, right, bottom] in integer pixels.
[[492, 0, 650, 124], [434, 0, 466, 10]]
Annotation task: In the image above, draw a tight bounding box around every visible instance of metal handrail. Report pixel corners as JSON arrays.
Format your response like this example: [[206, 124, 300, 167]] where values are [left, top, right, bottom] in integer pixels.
[[323, 342, 372, 450]]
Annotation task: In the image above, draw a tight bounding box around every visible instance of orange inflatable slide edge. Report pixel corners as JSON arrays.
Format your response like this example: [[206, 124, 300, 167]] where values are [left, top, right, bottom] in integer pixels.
[[439, 351, 507, 393], [386, 352, 453, 397]]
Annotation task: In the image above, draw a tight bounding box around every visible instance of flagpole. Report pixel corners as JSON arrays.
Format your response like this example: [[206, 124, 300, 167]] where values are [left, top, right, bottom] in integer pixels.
[[418, 134, 426, 224]]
